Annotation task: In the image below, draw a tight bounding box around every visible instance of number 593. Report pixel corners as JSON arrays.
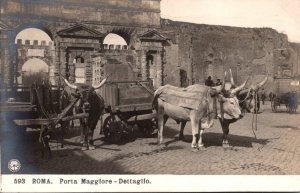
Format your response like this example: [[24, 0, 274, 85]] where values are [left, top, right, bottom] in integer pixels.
[[14, 178, 25, 184]]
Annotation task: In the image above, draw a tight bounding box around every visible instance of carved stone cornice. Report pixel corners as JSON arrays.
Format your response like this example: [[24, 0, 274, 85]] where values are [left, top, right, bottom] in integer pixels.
[[57, 24, 104, 39]]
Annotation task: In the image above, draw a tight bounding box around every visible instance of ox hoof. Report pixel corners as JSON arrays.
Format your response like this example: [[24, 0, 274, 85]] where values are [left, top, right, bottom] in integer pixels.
[[81, 144, 88, 151], [222, 143, 232, 148], [160, 144, 167, 151], [81, 146, 88, 151], [198, 145, 206, 151], [88, 145, 95, 150], [192, 147, 199, 152]]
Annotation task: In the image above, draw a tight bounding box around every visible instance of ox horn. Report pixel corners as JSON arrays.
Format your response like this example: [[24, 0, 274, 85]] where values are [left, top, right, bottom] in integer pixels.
[[252, 76, 268, 91], [64, 78, 77, 90], [229, 69, 236, 87], [231, 77, 249, 95], [92, 77, 107, 89]]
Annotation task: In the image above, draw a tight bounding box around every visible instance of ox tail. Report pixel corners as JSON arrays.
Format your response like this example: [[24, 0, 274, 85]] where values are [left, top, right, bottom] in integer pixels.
[[152, 90, 160, 111]]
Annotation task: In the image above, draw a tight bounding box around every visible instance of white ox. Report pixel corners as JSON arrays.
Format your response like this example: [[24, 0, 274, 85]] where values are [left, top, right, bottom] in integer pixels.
[[153, 79, 247, 152]]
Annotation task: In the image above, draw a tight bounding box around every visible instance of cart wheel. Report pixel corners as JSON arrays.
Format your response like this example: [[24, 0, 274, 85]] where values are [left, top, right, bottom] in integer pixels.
[[138, 118, 157, 137], [103, 116, 122, 143]]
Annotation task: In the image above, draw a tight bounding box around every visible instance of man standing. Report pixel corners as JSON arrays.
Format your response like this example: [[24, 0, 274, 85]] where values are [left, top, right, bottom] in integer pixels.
[[205, 76, 215, 87], [261, 89, 266, 105]]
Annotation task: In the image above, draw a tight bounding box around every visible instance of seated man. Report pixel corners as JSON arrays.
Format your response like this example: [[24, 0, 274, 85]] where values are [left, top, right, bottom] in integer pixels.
[[215, 78, 222, 86]]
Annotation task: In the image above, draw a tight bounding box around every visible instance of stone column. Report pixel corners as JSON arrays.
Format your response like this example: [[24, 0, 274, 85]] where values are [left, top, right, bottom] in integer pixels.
[[161, 47, 167, 86], [54, 41, 61, 85], [60, 47, 67, 77], [68, 52, 76, 83], [1, 30, 14, 86], [141, 50, 147, 80], [86, 50, 93, 85], [156, 50, 162, 88], [0, 32, 10, 85], [49, 42, 56, 85]]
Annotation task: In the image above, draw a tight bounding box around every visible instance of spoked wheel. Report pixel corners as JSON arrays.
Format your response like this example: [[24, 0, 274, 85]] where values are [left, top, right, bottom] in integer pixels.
[[138, 118, 157, 137], [102, 115, 122, 143]]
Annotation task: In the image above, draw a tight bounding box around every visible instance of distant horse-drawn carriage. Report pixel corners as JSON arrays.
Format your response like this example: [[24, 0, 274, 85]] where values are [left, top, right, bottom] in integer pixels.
[[271, 77, 299, 113]]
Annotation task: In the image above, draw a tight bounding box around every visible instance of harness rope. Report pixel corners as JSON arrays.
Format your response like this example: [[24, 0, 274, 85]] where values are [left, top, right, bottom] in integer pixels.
[[203, 88, 224, 122], [240, 88, 259, 139], [251, 90, 258, 139]]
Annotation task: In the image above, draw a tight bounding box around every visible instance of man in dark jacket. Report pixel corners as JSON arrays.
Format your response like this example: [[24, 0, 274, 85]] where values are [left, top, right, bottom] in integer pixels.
[[205, 76, 215, 87]]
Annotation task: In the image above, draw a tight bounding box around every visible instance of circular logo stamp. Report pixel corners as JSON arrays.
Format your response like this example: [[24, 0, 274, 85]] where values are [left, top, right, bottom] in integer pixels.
[[8, 159, 21, 173]]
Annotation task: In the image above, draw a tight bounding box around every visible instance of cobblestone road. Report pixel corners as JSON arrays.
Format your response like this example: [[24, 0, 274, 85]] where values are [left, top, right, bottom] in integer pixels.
[[2, 102, 300, 174]]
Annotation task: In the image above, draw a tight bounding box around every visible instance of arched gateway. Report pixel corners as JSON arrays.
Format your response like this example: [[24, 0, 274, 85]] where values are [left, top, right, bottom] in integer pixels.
[[0, 0, 168, 88]]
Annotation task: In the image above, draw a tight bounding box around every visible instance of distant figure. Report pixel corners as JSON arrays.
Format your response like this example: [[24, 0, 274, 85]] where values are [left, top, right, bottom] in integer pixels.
[[289, 91, 298, 113], [261, 90, 266, 105], [215, 78, 222, 86], [269, 92, 276, 102], [205, 76, 215, 87]]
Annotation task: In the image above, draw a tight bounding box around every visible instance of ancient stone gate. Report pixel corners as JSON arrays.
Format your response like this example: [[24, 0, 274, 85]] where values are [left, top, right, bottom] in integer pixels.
[[0, 0, 167, 88]]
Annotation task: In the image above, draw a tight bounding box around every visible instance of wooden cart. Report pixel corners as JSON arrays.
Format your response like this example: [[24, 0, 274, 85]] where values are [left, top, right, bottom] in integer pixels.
[[98, 80, 156, 143], [1, 79, 157, 155], [0, 83, 90, 157]]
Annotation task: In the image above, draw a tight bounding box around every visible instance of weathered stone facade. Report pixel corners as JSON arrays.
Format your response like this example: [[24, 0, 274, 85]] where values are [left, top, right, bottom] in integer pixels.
[[161, 19, 300, 91], [289, 43, 300, 79], [1, 0, 300, 92], [0, 0, 166, 88]]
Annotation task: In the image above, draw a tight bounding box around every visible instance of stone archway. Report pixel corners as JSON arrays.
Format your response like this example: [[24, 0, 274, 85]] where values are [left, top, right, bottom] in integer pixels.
[[14, 27, 54, 86], [21, 58, 49, 86], [0, 0, 162, 86], [103, 33, 128, 50]]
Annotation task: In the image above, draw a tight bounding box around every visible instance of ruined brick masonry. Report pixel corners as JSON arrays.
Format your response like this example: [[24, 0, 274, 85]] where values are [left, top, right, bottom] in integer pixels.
[[161, 19, 300, 92]]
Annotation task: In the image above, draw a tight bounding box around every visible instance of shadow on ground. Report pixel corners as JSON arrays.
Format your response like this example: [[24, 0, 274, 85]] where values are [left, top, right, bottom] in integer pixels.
[[176, 132, 275, 148], [1, 121, 133, 174]]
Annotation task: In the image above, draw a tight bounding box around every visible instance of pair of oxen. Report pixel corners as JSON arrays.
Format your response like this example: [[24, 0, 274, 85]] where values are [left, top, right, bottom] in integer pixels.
[[61, 71, 267, 152], [153, 71, 268, 151]]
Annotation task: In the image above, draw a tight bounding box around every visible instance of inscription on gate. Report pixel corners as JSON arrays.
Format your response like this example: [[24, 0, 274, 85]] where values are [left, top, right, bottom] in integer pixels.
[[27, 49, 45, 57]]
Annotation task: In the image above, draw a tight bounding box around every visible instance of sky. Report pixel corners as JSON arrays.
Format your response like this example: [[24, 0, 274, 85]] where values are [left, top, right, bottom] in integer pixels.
[[161, 0, 300, 43], [15, 29, 126, 45], [22, 58, 49, 72]]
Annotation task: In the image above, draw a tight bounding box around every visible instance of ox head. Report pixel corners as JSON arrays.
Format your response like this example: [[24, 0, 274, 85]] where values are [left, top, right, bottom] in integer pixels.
[[237, 76, 268, 113], [219, 94, 243, 119], [210, 71, 248, 120], [63, 78, 106, 105], [220, 69, 268, 114]]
